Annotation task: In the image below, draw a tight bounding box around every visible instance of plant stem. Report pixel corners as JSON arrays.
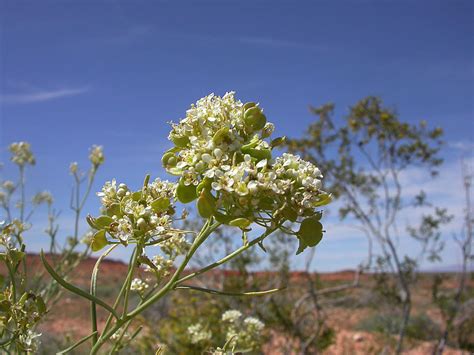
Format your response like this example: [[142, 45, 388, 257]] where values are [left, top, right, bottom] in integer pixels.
[[90, 219, 219, 354], [176, 226, 277, 285]]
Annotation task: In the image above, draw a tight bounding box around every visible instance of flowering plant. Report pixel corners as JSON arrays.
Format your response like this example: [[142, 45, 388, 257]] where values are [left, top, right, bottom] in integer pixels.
[[0, 142, 104, 353], [40, 92, 331, 353]]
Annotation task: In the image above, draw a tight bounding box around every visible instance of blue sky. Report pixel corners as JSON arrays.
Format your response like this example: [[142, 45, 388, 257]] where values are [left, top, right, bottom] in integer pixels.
[[0, 0, 473, 271]]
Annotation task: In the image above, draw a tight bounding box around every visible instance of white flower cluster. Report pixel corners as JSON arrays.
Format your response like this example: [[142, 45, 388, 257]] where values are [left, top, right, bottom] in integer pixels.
[[94, 178, 177, 244], [130, 278, 149, 293], [221, 309, 242, 323], [89, 145, 105, 167], [187, 323, 212, 345], [32, 191, 54, 206], [188, 309, 264, 351], [143, 254, 174, 279], [221, 310, 264, 351], [9, 142, 35, 167], [18, 330, 41, 352], [69, 162, 79, 175], [163, 92, 329, 228]]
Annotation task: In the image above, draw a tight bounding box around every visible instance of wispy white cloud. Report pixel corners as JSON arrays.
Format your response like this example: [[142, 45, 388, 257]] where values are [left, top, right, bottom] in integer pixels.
[[0, 87, 89, 104], [449, 140, 474, 152]]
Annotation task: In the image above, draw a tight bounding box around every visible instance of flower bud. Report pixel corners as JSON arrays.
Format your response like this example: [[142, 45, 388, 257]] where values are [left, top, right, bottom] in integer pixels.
[[261, 123, 275, 138], [137, 218, 148, 231]]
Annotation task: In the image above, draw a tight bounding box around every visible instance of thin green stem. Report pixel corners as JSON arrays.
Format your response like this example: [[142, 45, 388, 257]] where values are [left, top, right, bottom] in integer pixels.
[[101, 247, 138, 336], [90, 244, 118, 345], [90, 220, 219, 354], [57, 332, 98, 354], [121, 246, 141, 318], [175, 285, 284, 297], [176, 226, 277, 285], [19, 166, 25, 223]]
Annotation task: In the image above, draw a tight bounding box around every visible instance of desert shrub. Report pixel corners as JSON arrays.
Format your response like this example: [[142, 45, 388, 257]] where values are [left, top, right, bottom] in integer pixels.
[[356, 313, 441, 341]]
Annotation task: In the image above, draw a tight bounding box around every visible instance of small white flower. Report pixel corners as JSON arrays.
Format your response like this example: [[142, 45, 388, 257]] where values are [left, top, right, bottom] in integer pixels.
[[222, 309, 242, 323], [130, 278, 149, 293]]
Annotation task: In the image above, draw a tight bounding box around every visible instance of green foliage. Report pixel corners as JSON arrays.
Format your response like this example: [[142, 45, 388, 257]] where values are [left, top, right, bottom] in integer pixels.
[[356, 313, 442, 341]]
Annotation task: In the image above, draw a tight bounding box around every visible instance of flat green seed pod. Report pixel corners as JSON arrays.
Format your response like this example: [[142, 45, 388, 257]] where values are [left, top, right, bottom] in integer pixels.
[[176, 180, 197, 203], [229, 217, 252, 229], [95, 215, 114, 229], [297, 218, 323, 247], [91, 230, 107, 252], [197, 191, 216, 218], [170, 135, 190, 148]]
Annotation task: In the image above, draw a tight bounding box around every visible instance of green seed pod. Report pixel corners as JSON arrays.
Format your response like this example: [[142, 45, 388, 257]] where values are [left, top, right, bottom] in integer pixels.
[[176, 180, 197, 203], [313, 193, 332, 207], [229, 217, 252, 229], [197, 190, 217, 218], [132, 191, 142, 201], [106, 203, 122, 217], [91, 229, 107, 252], [95, 215, 114, 229], [243, 102, 257, 110], [170, 134, 190, 148], [151, 197, 170, 212], [212, 126, 229, 145], [86, 215, 99, 229], [162, 152, 177, 167], [282, 206, 298, 222], [196, 178, 212, 194], [271, 136, 286, 148], [244, 107, 266, 131], [297, 218, 323, 247], [247, 148, 272, 161], [214, 212, 232, 224]]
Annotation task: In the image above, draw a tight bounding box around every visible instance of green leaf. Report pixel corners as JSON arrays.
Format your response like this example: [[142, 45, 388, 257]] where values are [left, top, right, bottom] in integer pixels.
[[91, 230, 107, 252], [40, 250, 119, 319], [95, 215, 113, 229], [176, 180, 197, 203], [35, 296, 47, 314]]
